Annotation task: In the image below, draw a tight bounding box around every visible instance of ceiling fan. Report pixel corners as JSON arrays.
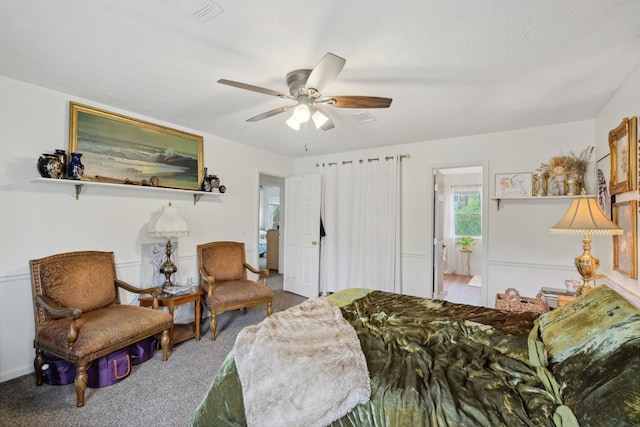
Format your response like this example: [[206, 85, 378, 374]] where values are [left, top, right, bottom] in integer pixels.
[[218, 53, 392, 131]]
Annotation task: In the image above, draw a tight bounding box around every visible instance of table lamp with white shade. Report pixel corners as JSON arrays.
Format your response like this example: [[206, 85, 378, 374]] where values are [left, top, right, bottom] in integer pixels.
[[147, 202, 190, 290], [550, 191, 623, 295]]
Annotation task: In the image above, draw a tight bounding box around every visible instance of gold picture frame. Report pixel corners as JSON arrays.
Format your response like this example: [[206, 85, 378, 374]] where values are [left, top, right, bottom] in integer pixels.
[[69, 102, 204, 190], [608, 116, 637, 195], [612, 199, 637, 279]]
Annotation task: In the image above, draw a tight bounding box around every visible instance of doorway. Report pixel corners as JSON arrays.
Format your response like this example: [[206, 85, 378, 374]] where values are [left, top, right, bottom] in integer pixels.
[[258, 174, 285, 274], [433, 164, 486, 306]]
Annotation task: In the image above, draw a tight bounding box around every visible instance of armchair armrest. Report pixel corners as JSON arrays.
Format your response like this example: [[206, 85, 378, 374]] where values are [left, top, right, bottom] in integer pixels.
[[116, 279, 162, 309], [36, 294, 82, 320], [199, 268, 218, 298], [36, 295, 82, 344], [244, 262, 269, 286]]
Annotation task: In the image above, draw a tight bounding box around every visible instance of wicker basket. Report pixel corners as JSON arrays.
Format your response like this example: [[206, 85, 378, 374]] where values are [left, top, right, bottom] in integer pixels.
[[495, 288, 547, 314]]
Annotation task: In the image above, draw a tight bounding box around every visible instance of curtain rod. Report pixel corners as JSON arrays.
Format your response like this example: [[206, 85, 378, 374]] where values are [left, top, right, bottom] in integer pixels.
[[453, 184, 481, 188], [315, 154, 409, 168]]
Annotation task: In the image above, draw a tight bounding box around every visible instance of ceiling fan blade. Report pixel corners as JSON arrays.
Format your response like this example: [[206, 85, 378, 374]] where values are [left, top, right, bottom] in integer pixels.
[[218, 79, 294, 100], [246, 105, 293, 122], [304, 53, 346, 95], [326, 96, 393, 109]]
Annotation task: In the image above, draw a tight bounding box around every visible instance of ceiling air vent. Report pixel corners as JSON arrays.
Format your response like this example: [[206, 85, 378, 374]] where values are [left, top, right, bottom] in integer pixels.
[[350, 112, 376, 124], [192, 1, 224, 24]]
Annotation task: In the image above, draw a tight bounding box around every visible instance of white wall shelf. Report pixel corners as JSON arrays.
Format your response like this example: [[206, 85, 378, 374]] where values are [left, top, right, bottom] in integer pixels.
[[490, 195, 590, 211], [31, 178, 227, 204]]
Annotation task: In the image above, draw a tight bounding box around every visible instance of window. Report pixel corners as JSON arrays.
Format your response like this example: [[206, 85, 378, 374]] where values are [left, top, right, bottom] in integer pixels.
[[454, 191, 481, 237]]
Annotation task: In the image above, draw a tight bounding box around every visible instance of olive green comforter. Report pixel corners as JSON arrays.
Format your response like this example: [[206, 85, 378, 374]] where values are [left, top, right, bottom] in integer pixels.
[[191, 286, 640, 426]]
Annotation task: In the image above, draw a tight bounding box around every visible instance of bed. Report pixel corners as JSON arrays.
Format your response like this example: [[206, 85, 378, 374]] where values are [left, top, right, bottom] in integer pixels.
[[190, 285, 640, 427], [258, 230, 267, 256]]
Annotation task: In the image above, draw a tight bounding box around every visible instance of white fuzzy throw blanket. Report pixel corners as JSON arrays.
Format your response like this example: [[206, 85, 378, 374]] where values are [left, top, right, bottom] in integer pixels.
[[234, 297, 371, 427]]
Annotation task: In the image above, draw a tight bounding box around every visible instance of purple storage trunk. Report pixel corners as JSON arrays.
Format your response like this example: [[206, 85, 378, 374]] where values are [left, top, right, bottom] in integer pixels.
[[41, 336, 154, 387], [87, 347, 131, 388], [42, 353, 76, 385], [129, 335, 157, 365]]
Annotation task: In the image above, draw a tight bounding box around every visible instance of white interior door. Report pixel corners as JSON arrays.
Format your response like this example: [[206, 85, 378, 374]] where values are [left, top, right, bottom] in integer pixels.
[[283, 174, 321, 298], [433, 170, 446, 298]]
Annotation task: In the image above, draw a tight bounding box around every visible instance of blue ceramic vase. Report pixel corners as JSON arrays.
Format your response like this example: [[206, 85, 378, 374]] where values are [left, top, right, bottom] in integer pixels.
[[69, 152, 84, 180]]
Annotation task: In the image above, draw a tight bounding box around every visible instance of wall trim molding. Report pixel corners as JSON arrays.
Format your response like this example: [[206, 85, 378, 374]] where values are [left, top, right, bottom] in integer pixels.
[[488, 260, 575, 272]]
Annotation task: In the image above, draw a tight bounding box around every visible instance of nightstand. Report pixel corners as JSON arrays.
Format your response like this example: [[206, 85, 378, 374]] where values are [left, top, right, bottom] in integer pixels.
[[540, 287, 577, 310], [139, 289, 201, 349]]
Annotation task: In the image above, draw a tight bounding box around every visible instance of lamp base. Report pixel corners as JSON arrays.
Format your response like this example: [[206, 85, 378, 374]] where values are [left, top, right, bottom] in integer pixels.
[[574, 236, 598, 296], [159, 239, 177, 290]]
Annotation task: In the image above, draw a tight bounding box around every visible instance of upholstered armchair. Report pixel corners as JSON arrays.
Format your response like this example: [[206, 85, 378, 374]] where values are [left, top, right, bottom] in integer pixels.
[[197, 241, 273, 340], [29, 251, 173, 407]]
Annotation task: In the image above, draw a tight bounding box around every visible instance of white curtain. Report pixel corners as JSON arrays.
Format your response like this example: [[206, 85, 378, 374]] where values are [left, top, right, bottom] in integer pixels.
[[320, 157, 401, 293], [442, 184, 457, 274]]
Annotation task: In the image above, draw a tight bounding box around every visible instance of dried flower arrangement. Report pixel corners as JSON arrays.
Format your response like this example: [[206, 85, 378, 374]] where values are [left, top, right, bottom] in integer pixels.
[[538, 146, 594, 178]]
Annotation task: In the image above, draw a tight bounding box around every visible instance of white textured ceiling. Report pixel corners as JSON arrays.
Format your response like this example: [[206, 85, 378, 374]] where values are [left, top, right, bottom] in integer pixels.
[[1, 1, 639, 158]]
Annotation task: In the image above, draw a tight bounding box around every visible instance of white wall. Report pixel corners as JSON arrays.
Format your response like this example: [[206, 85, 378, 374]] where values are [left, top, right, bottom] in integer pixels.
[[296, 121, 608, 304], [0, 76, 294, 382], [593, 64, 640, 302]]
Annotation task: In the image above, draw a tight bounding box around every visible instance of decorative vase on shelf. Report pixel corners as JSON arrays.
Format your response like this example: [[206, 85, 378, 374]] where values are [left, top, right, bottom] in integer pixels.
[[554, 175, 566, 196], [68, 152, 84, 180], [565, 178, 577, 195], [37, 153, 64, 179], [201, 167, 212, 191], [547, 175, 558, 196], [533, 173, 547, 196], [54, 149, 67, 179]]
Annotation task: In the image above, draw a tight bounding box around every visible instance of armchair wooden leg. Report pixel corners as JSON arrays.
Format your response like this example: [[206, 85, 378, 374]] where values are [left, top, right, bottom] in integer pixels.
[[267, 301, 273, 317], [160, 330, 170, 361], [210, 313, 218, 341], [34, 349, 45, 386], [75, 363, 89, 407]]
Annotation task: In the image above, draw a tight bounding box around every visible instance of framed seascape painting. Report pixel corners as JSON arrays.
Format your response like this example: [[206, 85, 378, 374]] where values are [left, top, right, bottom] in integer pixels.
[[613, 200, 637, 279], [495, 173, 533, 198], [608, 116, 637, 195], [69, 102, 204, 190]]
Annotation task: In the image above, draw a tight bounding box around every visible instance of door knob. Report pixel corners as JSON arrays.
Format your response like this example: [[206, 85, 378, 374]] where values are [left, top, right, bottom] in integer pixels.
[[312, 241, 318, 245]]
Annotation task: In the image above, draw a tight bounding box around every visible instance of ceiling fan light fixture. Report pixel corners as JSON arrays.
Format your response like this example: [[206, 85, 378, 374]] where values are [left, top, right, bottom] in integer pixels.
[[286, 115, 301, 130], [293, 104, 311, 123], [311, 110, 329, 129]]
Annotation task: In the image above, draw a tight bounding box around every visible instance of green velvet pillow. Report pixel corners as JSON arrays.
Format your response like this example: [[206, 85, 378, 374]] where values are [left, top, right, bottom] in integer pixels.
[[537, 285, 640, 364], [538, 285, 640, 427]]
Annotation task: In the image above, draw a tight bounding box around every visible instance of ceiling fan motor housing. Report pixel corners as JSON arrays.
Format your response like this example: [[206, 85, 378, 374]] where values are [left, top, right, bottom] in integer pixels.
[[286, 69, 313, 97]]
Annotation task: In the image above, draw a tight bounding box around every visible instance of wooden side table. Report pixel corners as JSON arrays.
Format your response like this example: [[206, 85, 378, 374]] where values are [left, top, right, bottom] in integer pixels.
[[139, 290, 201, 349]]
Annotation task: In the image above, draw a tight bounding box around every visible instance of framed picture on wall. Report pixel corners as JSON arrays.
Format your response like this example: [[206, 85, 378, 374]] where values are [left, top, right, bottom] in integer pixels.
[[612, 200, 637, 279], [608, 116, 637, 195], [495, 173, 533, 198], [69, 102, 204, 190]]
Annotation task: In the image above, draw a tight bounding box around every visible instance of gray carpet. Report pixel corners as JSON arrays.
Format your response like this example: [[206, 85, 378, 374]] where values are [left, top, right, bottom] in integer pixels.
[[0, 273, 306, 427]]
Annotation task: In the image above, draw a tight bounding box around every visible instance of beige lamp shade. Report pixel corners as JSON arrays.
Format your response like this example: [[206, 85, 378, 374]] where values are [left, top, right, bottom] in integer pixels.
[[551, 196, 623, 236], [148, 203, 190, 238]]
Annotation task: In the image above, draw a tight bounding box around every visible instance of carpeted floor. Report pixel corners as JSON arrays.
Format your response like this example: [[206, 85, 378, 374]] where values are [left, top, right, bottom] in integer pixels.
[[0, 273, 306, 427]]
